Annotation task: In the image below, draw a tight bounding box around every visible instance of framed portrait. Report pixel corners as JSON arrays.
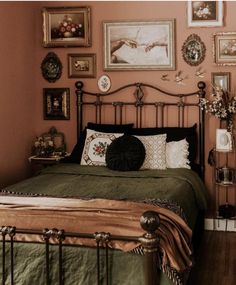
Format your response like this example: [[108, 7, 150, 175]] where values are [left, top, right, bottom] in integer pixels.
[[68, 53, 96, 78], [211, 72, 231, 92], [43, 88, 70, 120], [187, 1, 224, 27], [103, 20, 176, 71], [42, 7, 91, 47], [213, 32, 236, 66], [216, 129, 232, 152]]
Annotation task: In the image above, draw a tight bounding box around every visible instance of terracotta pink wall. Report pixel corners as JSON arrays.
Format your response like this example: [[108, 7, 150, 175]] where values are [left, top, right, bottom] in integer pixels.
[[0, 2, 40, 187], [1, 1, 236, 212]]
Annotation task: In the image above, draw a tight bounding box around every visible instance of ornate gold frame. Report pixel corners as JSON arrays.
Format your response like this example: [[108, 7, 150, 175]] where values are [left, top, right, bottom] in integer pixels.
[[181, 34, 206, 66], [42, 7, 91, 47]]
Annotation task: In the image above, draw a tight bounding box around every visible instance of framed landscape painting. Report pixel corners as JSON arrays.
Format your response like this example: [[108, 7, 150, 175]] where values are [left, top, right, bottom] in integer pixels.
[[103, 20, 176, 71], [42, 7, 91, 47], [187, 1, 224, 27]]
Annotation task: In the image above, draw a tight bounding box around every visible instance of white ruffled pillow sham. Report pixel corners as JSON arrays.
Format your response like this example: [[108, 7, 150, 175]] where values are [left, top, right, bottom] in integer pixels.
[[166, 138, 190, 169]]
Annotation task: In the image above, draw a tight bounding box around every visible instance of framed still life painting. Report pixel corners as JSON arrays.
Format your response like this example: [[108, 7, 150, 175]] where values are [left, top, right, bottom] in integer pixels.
[[213, 32, 236, 66], [42, 7, 91, 47], [187, 1, 224, 27], [103, 20, 176, 71]]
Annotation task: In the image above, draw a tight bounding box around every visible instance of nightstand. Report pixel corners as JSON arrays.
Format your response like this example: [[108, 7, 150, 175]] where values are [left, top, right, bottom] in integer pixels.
[[28, 155, 66, 175]]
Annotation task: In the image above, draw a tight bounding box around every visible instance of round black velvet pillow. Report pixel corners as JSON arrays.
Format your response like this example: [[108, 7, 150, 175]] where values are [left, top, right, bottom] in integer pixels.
[[106, 135, 145, 171]]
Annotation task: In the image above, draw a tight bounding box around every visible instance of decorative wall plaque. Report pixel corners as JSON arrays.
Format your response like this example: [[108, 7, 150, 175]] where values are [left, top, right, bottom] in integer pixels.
[[41, 52, 62, 82]]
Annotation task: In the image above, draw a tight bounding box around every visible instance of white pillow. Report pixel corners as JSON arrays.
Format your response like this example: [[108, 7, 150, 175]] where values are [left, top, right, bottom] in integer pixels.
[[166, 138, 190, 169], [80, 129, 123, 166], [135, 134, 167, 169]]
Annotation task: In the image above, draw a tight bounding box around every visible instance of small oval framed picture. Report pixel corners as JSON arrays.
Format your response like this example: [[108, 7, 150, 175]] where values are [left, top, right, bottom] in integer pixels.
[[98, 75, 111, 93]]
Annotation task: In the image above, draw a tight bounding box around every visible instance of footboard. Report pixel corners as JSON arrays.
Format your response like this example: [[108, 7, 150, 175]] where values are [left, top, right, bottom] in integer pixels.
[[0, 211, 160, 285]]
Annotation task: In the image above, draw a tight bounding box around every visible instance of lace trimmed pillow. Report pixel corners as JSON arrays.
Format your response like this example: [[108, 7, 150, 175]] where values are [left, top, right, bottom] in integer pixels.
[[166, 138, 190, 169], [80, 129, 123, 166], [135, 134, 167, 169]]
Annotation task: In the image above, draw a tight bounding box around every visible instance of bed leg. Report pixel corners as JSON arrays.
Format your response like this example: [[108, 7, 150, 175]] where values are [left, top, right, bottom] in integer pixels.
[[139, 211, 160, 285]]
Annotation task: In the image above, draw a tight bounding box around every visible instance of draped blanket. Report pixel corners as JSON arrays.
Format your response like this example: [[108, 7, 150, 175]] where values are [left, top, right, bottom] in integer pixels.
[[0, 195, 192, 284]]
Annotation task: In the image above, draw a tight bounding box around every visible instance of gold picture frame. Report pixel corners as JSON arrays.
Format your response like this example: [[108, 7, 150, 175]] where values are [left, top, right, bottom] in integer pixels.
[[181, 34, 206, 66], [68, 53, 96, 78], [42, 7, 91, 47], [213, 32, 236, 66], [103, 20, 176, 71], [43, 88, 70, 120]]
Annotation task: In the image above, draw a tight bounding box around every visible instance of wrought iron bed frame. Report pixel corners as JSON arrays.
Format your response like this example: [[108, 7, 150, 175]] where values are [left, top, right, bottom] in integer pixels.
[[0, 81, 206, 285], [75, 80, 206, 180]]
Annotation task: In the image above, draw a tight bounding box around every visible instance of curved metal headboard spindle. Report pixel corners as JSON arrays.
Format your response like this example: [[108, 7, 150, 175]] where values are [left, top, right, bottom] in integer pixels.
[[75, 81, 206, 180]]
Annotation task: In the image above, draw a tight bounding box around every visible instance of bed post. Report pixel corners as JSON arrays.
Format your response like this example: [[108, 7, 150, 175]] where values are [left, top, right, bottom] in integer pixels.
[[197, 81, 206, 181], [75, 81, 84, 138], [139, 211, 160, 285]]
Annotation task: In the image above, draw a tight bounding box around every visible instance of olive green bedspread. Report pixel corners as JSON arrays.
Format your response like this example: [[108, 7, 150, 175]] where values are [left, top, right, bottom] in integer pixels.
[[0, 164, 208, 285]]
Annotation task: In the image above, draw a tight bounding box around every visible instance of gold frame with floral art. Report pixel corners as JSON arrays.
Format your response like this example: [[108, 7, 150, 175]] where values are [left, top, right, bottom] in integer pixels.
[[42, 7, 91, 47]]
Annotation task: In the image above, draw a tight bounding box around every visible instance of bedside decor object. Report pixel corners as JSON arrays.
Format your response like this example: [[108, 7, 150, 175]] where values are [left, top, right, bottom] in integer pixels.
[[216, 166, 235, 185], [32, 136, 55, 157], [97, 75, 111, 92], [103, 19, 176, 70], [42, 7, 91, 47], [216, 129, 232, 152], [187, 1, 224, 27], [68, 53, 96, 78], [182, 34, 206, 66], [32, 126, 67, 157], [218, 203, 235, 219], [213, 32, 236, 66], [43, 88, 70, 120], [41, 52, 62, 82]]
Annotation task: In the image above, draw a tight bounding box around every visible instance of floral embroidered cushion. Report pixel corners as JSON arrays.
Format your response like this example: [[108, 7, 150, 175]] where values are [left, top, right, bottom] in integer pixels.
[[166, 139, 190, 169], [80, 129, 123, 166], [135, 134, 167, 170]]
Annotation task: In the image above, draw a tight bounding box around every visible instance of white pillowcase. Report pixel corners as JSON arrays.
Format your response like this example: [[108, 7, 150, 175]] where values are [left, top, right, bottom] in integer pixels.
[[135, 134, 167, 169], [166, 138, 190, 169], [80, 129, 123, 166]]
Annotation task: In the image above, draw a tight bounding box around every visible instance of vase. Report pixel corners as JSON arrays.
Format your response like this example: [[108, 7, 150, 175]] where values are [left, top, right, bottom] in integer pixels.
[[64, 32, 73, 38]]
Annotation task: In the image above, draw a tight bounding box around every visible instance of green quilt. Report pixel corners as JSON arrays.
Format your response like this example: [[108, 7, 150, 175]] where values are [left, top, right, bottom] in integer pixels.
[[1, 164, 208, 285]]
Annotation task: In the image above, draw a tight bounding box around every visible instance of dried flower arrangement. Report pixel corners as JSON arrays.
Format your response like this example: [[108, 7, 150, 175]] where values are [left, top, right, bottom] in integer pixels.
[[199, 86, 236, 132]]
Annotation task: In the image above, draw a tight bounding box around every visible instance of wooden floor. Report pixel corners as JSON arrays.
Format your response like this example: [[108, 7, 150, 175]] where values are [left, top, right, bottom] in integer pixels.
[[188, 230, 236, 285]]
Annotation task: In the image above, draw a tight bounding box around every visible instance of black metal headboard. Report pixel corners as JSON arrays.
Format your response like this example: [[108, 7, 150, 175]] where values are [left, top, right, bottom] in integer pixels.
[[75, 81, 206, 179]]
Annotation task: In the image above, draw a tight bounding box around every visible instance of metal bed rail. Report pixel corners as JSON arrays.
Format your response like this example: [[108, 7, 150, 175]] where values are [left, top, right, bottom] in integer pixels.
[[0, 211, 160, 285]]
